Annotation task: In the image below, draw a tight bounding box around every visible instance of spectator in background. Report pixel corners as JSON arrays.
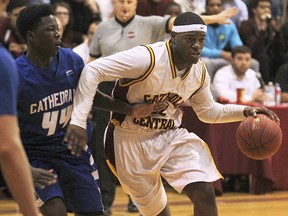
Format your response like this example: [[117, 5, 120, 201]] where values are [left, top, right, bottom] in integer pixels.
[[161, 1, 182, 40], [211, 45, 265, 103], [54, 1, 83, 48], [223, 0, 248, 28], [164, 1, 182, 17], [0, 0, 27, 58], [73, 19, 99, 63], [64, 0, 101, 37], [0, 0, 39, 215], [95, 0, 113, 21], [274, 63, 288, 103], [201, 0, 243, 79], [136, 0, 174, 16], [239, 0, 284, 83], [174, 0, 206, 15]]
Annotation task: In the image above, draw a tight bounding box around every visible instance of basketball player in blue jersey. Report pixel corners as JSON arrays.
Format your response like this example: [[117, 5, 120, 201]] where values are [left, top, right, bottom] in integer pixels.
[[0, 1, 38, 215], [15, 4, 164, 216], [65, 12, 280, 216]]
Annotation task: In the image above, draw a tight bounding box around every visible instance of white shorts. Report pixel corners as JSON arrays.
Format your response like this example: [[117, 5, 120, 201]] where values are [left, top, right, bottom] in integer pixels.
[[109, 127, 222, 216]]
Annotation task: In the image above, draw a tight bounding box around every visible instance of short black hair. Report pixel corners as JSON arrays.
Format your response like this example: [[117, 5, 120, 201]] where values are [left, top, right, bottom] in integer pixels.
[[173, 12, 205, 26], [249, 0, 271, 9], [6, 0, 27, 12], [231, 45, 252, 58], [16, 4, 54, 41]]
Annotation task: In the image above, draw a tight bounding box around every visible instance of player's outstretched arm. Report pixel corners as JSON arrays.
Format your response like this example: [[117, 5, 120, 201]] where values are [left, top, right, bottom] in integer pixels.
[[167, 7, 239, 31], [201, 7, 238, 25], [65, 91, 168, 156], [31, 166, 57, 189], [243, 106, 280, 124], [93, 90, 167, 118]]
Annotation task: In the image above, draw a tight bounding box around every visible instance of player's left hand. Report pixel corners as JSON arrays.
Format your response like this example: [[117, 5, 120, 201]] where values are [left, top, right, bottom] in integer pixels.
[[243, 106, 280, 124], [64, 124, 87, 156], [31, 166, 57, 189]]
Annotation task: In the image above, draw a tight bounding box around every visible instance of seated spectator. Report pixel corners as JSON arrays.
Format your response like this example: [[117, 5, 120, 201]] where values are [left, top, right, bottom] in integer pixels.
[[174, 0, 206, 15], [211, 45, 265, 103], [201, 0, 259, 80], [0, 0, 27, 58], [239, 0, 284, 83], [274, 63, 288, 103], [73, 19, 99, 63], [161, 2, 182, 41], [164, 1, 182, 17], [136, 0, 174, 16], [280, 19, 288, 65], [223, 0, 248, 28]]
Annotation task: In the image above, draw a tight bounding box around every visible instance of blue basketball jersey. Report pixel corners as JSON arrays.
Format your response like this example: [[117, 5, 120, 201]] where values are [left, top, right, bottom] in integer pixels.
[[0, 45, 19, 115], [15, 48, 84, 154]]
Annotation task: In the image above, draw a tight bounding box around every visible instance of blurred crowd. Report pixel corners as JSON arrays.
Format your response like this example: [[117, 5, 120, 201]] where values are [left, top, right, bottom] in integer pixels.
[[1, 0, 288, 215], [1, 1, 288, 101]]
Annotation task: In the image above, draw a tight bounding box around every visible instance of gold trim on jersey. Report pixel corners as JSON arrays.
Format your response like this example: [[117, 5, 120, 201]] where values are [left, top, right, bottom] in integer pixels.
[[166, 40, 177, 78], [190, 60, 206, 98], [119, 45, 155, 87], [166, 40, 192, 80]]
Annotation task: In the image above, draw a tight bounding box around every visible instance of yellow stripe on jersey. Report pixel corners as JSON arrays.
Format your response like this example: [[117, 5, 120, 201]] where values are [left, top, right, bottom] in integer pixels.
[[106, 159, 118, 178], [119, 45, 155, 87], [190, 60, 206, 98], [165, 40, 177, 78]]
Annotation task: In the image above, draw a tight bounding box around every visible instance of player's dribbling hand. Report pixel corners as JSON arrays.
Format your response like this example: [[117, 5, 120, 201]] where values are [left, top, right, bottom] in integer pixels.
[[131, 101, 168, 118], [31, 166, 57, 189], [64, 124, 87, 156], [243, 106, 280, 125]]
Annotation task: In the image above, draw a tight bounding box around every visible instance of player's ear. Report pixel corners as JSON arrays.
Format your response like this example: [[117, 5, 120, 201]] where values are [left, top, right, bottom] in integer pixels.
[[26, 31, 35, 42], [170, 31, 176, 43]]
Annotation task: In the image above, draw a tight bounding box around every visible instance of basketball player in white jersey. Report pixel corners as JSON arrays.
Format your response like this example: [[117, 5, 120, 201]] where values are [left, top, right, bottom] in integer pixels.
[[65, 12, 279, 216]]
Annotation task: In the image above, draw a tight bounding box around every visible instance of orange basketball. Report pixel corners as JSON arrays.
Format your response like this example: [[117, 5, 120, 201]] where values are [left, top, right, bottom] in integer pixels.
[[236, 114, 282, 160]]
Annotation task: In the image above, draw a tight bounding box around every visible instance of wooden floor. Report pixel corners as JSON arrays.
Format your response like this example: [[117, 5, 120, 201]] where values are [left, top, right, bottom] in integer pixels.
[[1, 186, 288, 216]]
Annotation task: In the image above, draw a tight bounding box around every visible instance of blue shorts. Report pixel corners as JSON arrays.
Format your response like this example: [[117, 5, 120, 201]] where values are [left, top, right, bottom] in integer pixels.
[[30, 149, 103, 213]]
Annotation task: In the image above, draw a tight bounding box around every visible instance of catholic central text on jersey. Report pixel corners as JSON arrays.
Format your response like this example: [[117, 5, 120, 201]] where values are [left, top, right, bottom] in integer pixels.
[[30, 89, 75, 114]]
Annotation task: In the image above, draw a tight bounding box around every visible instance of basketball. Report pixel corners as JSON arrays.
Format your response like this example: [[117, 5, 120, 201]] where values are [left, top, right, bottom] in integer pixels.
[[236, 114, 282, 160]]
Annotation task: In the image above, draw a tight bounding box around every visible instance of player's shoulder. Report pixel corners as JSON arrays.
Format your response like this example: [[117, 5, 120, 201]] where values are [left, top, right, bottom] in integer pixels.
[[59, 47, 82, 61], [0, 46, 14, 65], [0, 46, 18, 80]]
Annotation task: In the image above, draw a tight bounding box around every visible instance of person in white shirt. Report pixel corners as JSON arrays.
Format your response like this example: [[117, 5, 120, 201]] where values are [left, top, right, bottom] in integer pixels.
[[211, 45, 266, 103]]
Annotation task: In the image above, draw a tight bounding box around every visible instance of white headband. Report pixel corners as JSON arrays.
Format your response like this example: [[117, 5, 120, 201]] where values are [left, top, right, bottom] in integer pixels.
[[172, 24, 207, 33]]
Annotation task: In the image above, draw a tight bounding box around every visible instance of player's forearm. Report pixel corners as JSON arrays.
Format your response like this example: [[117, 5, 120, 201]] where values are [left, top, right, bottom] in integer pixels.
[[71, 65, 102, 128], [0, 119, 38, 216], [0, 148, 39, 216], [93, 90, 132, 115]]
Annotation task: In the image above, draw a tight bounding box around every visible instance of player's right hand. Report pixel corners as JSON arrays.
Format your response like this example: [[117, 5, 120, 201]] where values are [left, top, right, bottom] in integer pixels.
[[31, 167, 57, 189], [64, 124, 87, 156]]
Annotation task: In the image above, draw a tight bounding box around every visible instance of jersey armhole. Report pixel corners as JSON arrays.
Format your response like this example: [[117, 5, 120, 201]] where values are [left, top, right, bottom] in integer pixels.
[[119, 45, 155, 87]]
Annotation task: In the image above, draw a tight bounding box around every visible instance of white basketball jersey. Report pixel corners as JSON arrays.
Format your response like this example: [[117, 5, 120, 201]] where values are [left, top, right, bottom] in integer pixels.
[[111, 41, 206, 132]]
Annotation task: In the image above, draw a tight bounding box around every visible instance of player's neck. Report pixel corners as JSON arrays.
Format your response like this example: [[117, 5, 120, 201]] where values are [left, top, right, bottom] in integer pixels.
[[26, 50, 53, 69]]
